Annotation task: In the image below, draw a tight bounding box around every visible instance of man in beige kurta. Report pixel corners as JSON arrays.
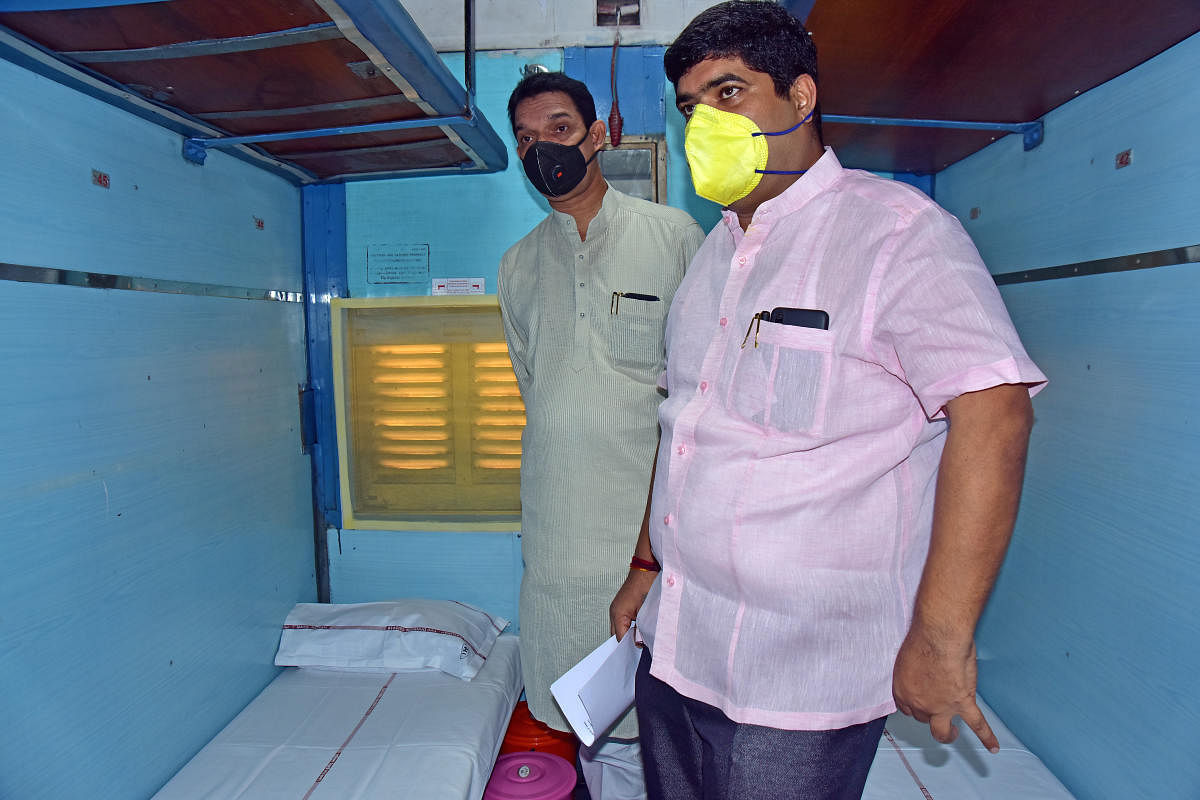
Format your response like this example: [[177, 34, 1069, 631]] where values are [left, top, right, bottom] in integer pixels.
[[498, 71, 704, 800]]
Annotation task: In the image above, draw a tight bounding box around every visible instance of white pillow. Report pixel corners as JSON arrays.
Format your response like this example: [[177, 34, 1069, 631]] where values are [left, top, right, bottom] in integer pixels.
[[275, 599, 510, 680]]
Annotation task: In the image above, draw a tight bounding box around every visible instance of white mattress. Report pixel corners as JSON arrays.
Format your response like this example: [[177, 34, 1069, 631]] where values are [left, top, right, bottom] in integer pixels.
[[864, 698, 1075, 799], [154, 634, 523, 800]]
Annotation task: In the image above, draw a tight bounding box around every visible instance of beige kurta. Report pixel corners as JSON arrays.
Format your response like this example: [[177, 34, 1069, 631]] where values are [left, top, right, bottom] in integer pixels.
[[498, 185, 705, 736]]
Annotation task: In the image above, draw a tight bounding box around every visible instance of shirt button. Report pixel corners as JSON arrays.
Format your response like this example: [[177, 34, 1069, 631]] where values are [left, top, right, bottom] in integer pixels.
[[699, 381, 708, 393], [676, 444, 686, 455], [579, 312, 585, 318], [666, 575, 676, 587], [663, 513, 672, 526], [577, 254, 584, 260], [719, 317, 728, 327], [737, 256, 747, 265]]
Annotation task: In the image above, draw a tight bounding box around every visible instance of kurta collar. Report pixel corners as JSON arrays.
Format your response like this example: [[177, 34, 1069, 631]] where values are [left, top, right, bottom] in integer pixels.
[[720, 147, 844, 238], [552, 181, 614, 241]]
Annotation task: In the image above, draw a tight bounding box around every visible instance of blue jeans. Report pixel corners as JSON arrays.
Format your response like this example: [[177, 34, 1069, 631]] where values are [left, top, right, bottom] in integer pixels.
[[635, 650, 885, 800]]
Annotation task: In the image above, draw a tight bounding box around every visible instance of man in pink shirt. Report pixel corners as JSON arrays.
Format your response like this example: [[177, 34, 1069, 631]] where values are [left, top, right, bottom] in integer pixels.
[[609, 2, 1048, 798]]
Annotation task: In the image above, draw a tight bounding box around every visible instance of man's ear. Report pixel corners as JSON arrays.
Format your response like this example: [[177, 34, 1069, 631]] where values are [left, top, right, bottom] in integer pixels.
[[790, 73, 817, 117], [589, 119, 608, 150]]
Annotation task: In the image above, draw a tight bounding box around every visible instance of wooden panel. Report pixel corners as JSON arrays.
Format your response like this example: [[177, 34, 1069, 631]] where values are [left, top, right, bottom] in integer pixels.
[[0, 0, 331, 50], [807, 0, 1200, 171], [0, 0, 487, 178], [86, 40, 406, 113], [283, 138, 468, 178]]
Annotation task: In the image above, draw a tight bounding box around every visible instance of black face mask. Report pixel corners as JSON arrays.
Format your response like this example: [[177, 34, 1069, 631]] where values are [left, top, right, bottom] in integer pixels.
[[521, 132, 598, 197]]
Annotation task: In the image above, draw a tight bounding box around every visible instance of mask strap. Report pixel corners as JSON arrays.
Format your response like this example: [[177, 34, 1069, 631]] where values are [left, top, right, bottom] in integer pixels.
[[573, 129, 601, 167], [751, 108, 815, 138], [752, 108, 815, 175]]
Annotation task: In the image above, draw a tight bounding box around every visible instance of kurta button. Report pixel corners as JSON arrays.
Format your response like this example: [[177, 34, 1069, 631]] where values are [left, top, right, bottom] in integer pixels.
[[699, 381, 708, 393], [719, 317, 728, 327], [737, 256, 747, 265], [663, 513, 672, 525], [677, 444, 686, 455], [667, 575, 676, 587], [579, 282, 585, 287], [579, 312, 585, 318]]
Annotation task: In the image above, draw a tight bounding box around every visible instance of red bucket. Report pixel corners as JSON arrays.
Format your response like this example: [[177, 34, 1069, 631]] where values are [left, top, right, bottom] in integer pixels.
[[499, 700, 579, 767]]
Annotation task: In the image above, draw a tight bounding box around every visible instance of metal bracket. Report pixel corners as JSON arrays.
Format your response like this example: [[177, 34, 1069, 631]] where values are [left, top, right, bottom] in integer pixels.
[[181, 137, 208, 165], [1022, 120, 1044, 151]]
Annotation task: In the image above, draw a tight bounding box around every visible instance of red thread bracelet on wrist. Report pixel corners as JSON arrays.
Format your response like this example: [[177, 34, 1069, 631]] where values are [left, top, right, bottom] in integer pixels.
[[630, 555, 661, 572]]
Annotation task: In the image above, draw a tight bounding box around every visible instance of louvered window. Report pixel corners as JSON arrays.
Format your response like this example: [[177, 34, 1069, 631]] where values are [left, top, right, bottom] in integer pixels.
[[331, 297, 523, 526]]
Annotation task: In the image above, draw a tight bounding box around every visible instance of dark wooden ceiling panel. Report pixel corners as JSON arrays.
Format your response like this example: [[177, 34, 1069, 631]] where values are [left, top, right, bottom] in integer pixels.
[[2, 0, 1196, 178], [0, 0, 331, 51], [286, 138, 470, 177], [807, 0, 1200, 172], [0, 0, 509, 182], [78, 40, 405, 111]]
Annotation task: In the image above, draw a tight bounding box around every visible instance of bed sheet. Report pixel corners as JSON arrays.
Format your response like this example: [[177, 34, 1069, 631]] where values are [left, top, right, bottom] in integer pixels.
[[154, 634, 522, 800], [865, 697, 1076, 799]]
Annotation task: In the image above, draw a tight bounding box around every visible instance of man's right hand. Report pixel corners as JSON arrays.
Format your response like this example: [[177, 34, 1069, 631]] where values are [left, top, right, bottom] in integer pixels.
[[610, 568, 658, 641]]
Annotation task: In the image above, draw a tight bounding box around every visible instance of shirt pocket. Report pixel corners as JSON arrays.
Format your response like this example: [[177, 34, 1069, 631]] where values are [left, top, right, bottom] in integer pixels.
[[604, 298, 667, 378], [726, 320, 833, 433]]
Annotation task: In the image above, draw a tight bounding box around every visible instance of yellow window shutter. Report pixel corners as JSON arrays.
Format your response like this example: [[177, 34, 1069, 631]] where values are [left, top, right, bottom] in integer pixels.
[[333, 298, 524, 526]]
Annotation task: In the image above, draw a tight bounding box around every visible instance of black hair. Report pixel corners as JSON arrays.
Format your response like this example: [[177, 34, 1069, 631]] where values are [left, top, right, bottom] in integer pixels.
[[664, 0, 822, 141], [506, 71, 597, 132]]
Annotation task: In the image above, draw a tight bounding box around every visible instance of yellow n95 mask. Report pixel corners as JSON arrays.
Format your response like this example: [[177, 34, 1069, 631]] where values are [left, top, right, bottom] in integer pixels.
[[683, 103, 813, 207]]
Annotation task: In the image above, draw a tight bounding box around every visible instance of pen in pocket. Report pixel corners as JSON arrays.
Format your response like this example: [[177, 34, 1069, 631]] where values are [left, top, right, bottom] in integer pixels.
[[610, 291, 661, 314]]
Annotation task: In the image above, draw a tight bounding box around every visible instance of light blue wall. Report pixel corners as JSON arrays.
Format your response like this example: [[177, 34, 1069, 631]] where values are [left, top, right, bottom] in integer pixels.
[[328, 530, 522, 625], [936, 32, 1200, 800], [0, 57, 315, 799], [346, 49, 563, 299], [336, 50, 569, 619]]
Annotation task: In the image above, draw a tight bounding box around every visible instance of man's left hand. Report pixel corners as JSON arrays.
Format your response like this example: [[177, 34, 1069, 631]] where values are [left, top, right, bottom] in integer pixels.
[[892, 624, 1000, 753]]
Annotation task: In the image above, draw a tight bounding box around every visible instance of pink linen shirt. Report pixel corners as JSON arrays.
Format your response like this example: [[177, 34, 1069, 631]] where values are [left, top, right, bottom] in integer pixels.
[[637, 149, 1047, 730]]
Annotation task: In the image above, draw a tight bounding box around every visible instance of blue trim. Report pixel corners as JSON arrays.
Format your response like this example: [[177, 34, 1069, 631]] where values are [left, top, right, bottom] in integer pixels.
[[825, 113, 1045, 151], [329, 0, 507, 172], [301, 183, 347, 531]]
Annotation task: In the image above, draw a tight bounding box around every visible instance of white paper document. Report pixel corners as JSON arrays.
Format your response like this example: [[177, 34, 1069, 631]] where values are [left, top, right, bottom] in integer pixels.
[[550, 624, 641, 746]]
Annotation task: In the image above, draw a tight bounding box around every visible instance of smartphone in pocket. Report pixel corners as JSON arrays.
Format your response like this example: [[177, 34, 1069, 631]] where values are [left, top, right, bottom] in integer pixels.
[[770, 307, 829, 330]]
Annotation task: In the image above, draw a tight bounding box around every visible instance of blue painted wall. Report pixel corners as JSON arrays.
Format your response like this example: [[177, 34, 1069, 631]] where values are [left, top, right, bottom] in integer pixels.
[[0, 57, 315, 799], [937, 32, 1200, 800], [346, 49, 563, 299]]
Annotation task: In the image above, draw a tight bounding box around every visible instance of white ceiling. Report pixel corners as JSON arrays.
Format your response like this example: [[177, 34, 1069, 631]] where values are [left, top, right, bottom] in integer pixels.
[[402, 0, 728, 51]]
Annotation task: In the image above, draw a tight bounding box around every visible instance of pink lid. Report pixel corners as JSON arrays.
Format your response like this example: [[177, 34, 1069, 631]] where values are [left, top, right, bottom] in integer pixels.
[[483, 752, 576, 800]]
